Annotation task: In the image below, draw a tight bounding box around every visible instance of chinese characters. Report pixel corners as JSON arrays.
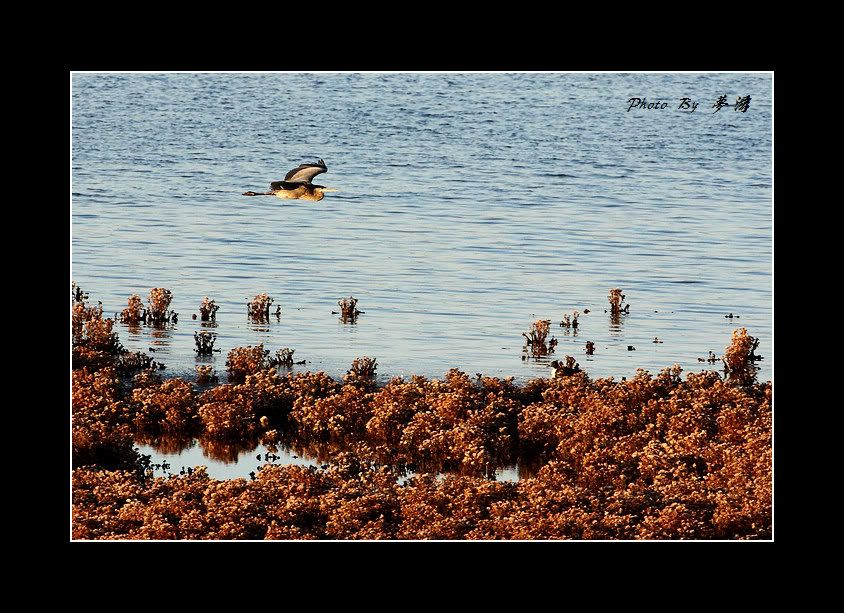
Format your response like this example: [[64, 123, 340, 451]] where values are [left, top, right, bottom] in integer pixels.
[[712, 95, 751, 113]]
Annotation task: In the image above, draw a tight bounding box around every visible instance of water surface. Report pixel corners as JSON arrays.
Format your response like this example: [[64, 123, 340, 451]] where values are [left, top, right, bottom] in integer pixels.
[[72, 72, 772, 477]]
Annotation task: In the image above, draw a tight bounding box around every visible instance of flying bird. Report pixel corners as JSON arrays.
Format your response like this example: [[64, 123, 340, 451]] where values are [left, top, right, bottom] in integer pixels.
[[242, 159, 337, 201]]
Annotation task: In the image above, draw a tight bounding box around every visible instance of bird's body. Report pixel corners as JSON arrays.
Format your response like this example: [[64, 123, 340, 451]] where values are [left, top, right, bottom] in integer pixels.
[[268, 182, 326, 201], [243, 159, 336, 201]]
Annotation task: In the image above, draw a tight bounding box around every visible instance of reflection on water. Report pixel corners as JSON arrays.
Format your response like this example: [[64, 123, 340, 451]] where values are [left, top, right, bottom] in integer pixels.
[[136, 432, 196, 455], [608, 310, 627, 336], [123, 321, 143, 337], [199, 436, 260, 463], [149, 324, 175, 345], [136, 433, 526, 483]]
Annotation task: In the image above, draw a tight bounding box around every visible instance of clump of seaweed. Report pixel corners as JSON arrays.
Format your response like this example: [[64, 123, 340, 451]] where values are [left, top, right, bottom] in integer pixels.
[[72, 366, 140, 471], [248, 293, 273, 322], [522, 320, 557, 356], [147, 288, 177, 325], [260, 428, 280, 446], [116, 351, 159, 373], [197, 385, 259, 441], [199, 296, 220, 321], [723, 328, 762, 386], [350, 357, 377, 378], [72, 286, 167, 374], [72, 282, 89, 305], [273, 348, 296, 367], [194, 331, 218, 356], [132, 369, 163, 389], [72, 291, 123, 368], [131, 378, 198, 435], [607, 288, 630, 315], [198, 368, 299, 440], [344, 357, 378, 390], [119, 294, 144, 325], [550, 356, 581, 378], [560, 311, 580, 330], [195, 365, 219, 386], [336, 297, 362, 323], [226, 344, 274, 383]]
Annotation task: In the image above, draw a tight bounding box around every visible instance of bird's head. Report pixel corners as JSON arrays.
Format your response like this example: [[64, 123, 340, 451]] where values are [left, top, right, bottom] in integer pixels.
[[312, 185, 338, 200]]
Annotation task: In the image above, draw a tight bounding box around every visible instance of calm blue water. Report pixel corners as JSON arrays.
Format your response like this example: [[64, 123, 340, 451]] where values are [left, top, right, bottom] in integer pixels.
[[72, 73, 772, 477]]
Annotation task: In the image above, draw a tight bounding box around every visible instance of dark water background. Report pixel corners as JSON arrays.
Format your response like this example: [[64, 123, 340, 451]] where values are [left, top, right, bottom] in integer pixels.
[[72, 73, 772, 479]]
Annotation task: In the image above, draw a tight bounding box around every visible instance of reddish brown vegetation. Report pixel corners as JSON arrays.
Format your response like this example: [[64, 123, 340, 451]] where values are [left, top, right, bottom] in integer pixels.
[[608, 288, 630, 315], [723, 328, 762, 386], [199, 296, 220, 321], [226, 345, 273, 382], [119, 294, 144, 325], [147, 288, 176, 324], [71, 287, 771, 540], [522, 320, 557, 357], [194, 331, 217, 356], [72, 286, 159, 374], [248, 293, 273, 322], [195, 365, 218, 385], [337, 297, 361, 322]]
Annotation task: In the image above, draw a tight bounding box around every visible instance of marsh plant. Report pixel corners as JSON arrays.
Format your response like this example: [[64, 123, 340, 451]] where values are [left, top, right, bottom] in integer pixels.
[[608, 288, 630, 315], [344, 356, 378, 390], [194, 331, 217, 356], [117, 351, 157, 372], [72, 290, 121, 357], [550, 356, 581, 377], [723, 328, 762, 386], [585, 341, 595, 355], [199, 297, 220, 321], [248, 293, 273, 322], [560, 311, 580, 330], [120, 294, 144, 325], [336, 296, 363, 323], [71, 285, 169, 375], [72, 282, 89, 305], [522, 320, 557, 356], [226, 344, 274, 382], [274, 348, 296, 367], [148, 288, 177, 325], [195, 365, 219, 385]]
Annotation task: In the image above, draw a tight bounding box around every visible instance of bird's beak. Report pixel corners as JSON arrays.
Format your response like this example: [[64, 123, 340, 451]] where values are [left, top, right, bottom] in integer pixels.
[[321, 188, 339, 192]]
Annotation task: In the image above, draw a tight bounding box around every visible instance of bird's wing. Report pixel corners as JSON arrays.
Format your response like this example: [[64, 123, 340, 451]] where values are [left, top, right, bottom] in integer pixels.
[[270, 180, 305, 191], [284, 159, 327, 183]]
